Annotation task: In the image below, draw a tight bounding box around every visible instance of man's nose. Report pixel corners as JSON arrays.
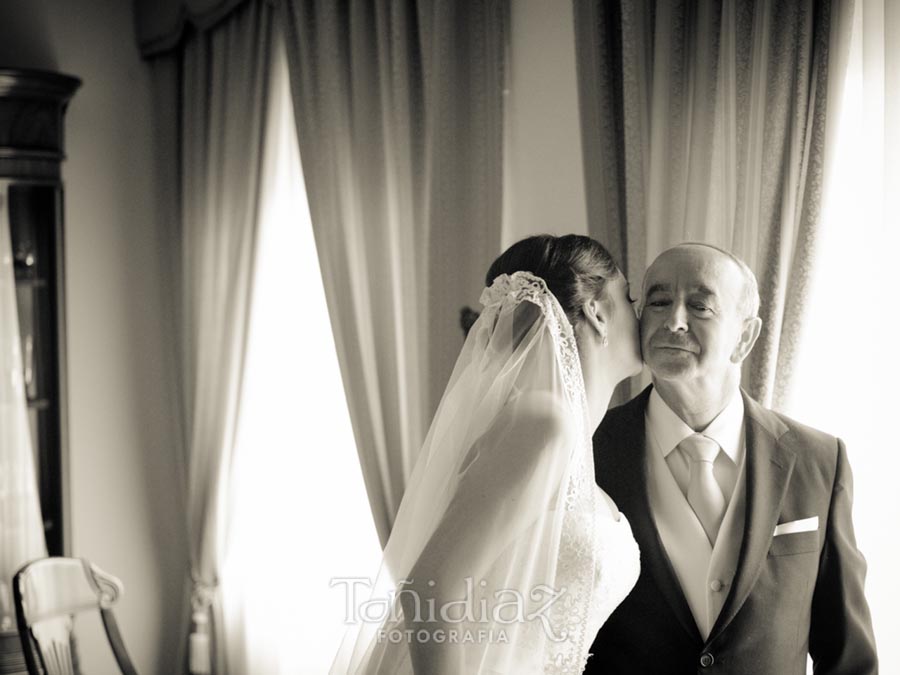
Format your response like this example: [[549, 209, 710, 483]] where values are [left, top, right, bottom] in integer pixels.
[[663, 303, 689, 332]]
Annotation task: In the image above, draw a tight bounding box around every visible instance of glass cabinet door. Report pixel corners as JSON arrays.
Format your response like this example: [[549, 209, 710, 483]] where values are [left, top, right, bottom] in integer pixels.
[[3, 180, 65, 556]]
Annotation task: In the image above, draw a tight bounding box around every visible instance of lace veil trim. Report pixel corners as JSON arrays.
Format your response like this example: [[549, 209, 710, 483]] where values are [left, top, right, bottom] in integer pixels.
[[481, 271, 597, 673]]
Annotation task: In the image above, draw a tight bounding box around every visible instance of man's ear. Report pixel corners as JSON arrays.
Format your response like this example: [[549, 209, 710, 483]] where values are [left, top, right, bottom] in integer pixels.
[[730, 316, 762, 364], [582, 296, 610, 347]]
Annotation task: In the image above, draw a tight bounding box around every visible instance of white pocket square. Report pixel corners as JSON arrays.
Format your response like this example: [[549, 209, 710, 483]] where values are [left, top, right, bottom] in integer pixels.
[[773, 516, 819, 536]]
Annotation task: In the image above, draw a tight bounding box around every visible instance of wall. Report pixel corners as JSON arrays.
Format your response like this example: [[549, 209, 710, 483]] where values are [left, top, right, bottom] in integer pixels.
[[502, 0, 589, 247], [0, 1, 186, 672]]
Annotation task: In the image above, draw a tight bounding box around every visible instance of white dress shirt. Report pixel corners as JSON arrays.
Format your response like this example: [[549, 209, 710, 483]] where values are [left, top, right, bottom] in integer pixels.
[[646, 387, 745, 506]]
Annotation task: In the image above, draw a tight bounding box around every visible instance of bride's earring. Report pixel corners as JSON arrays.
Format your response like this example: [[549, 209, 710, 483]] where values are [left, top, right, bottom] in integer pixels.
[[598, 327, 609, 348]]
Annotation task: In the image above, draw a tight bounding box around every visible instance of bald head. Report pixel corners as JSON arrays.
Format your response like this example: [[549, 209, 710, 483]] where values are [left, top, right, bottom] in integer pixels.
[[643, 243, 760, 320]]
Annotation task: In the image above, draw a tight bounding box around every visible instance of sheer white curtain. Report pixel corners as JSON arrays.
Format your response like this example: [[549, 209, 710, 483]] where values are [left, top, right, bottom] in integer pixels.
[[0, 206, 46, 628], [219, 30, 382, 675], [785, 0, 900, 671]]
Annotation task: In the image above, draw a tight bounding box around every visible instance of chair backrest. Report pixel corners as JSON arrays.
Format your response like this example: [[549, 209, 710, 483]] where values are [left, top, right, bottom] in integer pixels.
[[12, 558, 138, 675]]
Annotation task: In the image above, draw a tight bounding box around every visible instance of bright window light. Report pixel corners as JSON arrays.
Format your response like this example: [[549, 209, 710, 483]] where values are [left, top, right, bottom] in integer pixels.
[[220, 36, 382, 674], [785, 5, 899, 672]]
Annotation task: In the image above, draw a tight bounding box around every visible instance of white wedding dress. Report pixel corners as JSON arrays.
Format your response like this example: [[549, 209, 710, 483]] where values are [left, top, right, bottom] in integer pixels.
[[332, 272, 640, 674]]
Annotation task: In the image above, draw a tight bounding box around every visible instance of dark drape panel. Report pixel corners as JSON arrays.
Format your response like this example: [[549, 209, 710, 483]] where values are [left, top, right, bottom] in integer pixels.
[[148, 47, 193, 675], [574, 0, 854, 407], [134, 0, 253, 55], [279, 0, 507, 544], [572, 1, 632, 285], [417, 0, 508, 418]]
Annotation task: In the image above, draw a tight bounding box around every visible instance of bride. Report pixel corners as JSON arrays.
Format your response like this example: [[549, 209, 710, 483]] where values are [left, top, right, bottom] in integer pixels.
[[332, 234, 643, 674]]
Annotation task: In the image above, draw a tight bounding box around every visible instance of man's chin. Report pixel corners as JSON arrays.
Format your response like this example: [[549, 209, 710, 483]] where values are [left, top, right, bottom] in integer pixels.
[[645, 355, 695, 381]]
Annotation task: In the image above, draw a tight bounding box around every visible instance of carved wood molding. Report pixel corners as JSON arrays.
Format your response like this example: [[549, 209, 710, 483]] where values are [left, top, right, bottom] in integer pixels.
[[0, 70, 80, 180]]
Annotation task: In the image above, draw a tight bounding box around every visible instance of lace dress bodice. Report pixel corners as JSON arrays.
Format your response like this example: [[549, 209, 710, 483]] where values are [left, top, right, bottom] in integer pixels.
[[585, 487, 640, 654], [530, 427, 640, 675]]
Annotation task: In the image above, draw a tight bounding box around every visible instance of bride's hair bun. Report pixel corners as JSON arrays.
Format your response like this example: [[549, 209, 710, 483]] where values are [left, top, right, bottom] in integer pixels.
[[485, 234, 620, 328]]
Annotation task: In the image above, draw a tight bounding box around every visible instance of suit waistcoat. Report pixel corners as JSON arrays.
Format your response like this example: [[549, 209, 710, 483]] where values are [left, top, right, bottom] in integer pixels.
[[646, 424, 747, 639]]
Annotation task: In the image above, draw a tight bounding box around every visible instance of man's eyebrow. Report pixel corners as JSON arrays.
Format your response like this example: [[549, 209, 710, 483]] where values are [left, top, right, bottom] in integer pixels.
[[645, 283, 671, 296], [692, 286, 718, 297]]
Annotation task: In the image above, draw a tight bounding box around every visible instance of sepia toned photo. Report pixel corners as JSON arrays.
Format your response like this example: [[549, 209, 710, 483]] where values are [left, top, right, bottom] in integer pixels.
[[0, 1, 896, 674]]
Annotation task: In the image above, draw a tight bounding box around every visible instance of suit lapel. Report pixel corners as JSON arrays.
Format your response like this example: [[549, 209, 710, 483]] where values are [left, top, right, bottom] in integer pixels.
[[598, 387, 702, 644], [707, 392, 796, 642]]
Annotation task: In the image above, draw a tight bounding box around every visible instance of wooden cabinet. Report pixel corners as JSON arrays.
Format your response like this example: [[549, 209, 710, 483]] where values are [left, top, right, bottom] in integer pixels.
[[0, 68, 79, 557]]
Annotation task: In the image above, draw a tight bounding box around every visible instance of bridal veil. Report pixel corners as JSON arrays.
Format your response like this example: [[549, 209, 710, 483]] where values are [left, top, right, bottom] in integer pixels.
[[332, 271, 602, 674]]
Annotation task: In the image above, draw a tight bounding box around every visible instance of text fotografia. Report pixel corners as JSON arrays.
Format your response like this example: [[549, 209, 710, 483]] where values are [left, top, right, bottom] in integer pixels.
[[378, 628, 509, 645], [330, 576, 569, 642]]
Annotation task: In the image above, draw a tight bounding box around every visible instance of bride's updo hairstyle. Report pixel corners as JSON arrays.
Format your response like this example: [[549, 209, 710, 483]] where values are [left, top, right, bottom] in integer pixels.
[[485, 234, 620, 329]]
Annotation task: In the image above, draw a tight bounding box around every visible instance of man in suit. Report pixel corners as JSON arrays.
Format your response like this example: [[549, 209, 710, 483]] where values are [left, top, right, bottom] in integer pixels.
[[586, 243, 877, 674]]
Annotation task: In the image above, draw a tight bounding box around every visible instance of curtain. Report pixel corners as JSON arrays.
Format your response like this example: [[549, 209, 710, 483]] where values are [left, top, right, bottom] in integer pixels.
[[148, 1, 275, 673], [0, 210, 46, 629], [784, 0, 900, 670], [134, 0, 253, 56], [147, 49, 194, 675], [279, 0, 508, 544], [573, 0, 855, 407]]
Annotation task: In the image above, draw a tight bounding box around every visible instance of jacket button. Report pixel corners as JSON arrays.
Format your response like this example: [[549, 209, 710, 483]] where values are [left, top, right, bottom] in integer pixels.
[[710, 579, 723, 592], [700, 653, 715, 667]]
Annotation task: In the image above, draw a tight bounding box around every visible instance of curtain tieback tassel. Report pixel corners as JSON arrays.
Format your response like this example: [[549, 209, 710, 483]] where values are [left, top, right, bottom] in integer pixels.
[[189, 579, 217, 675]]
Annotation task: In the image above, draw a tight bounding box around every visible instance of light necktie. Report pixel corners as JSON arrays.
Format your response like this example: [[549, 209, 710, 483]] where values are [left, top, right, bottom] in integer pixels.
[[680, 434, 726, 545]]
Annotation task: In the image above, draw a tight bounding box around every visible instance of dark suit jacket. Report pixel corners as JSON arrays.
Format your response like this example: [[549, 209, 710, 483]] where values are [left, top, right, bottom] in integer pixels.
[[585, 386, 877, 675]]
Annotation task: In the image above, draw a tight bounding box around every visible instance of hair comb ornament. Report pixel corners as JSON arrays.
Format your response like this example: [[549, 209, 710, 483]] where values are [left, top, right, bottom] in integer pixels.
[[479, 271, 550, 308]]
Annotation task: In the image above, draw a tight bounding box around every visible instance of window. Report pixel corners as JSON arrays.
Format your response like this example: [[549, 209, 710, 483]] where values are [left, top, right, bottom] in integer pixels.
[[219, 37, 382, 674], [785, 4, 899, 671]]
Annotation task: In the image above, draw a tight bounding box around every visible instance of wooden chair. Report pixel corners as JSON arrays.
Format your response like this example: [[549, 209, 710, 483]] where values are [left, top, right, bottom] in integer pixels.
[[12, 558, 137, 675]]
